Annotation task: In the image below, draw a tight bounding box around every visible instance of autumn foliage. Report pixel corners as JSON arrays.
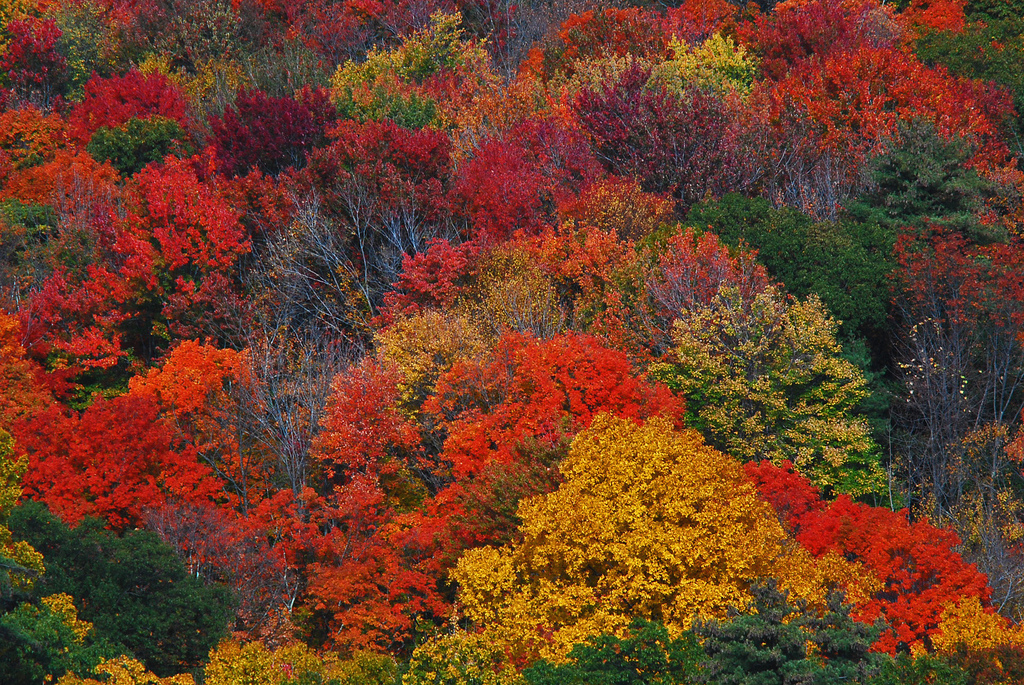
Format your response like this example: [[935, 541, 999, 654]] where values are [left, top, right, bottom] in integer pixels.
[[3, 0, 1024, 680]]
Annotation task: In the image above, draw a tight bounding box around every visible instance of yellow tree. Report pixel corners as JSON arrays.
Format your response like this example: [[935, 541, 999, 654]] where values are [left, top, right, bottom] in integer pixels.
[[453, 415, 871, 662], [653, 284, 885, 496], [1, 428, 43, 592]]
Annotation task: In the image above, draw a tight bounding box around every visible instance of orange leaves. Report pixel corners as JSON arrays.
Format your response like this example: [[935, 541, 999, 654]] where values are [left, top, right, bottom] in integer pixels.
[[0, 312, 49, 425], [426, 331, 683, 481], [0, 105, 66, 172], [314, 358, 419, 482], [900, 0, 967, 34], [131, 340, 242, 418]]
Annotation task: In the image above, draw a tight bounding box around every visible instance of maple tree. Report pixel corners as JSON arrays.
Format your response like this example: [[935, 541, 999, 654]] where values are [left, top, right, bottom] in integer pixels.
[[66, 71, 190, 146], [1, 16, 67, 108], [747, 460, 992, 653]]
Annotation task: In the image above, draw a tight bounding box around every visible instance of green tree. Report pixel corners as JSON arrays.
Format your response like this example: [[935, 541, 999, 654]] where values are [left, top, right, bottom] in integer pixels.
[[8, 501, 232, 677], [868, 654, 966, 685], [523, 619, 700, 685], [696, 581, 883, 685], [87, 116, 189, 177], [0, 596, 110, 685], [846, 120, 999, 244], [686, 194, 894, 347], [0, 430, 110, 685]]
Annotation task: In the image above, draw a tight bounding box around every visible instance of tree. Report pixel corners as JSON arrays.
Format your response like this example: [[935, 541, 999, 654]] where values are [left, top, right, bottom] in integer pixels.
[[0, 17, 68, 108], [0, 429, 43, 600], [916, 18, 1024, 156], [575, 64, 743, 208], [87, 117, 190, 177], [454, 415, 860, 662], [847, 120, 998, 244], [13, 391, 223, 531], [696, 581, 883, 685], [686, 194, 894, 347], [653, 283, 885, 496], [66, 71, 190, 146], [747, 460, 992, 653], [209, 87, 335, 177], [9, 501, 233, 677], [301, 118, 457, 313], [523, 619, 701, 685]]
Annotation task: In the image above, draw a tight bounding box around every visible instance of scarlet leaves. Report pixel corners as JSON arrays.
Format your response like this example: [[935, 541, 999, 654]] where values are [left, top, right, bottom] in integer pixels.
[[426, 331, 683, 481], [13, 393, 222, 531], [31, 155, 249, 364], [67, 71, 190, 146], [1, 17, 67, 106], [747, 460, 991, 653]]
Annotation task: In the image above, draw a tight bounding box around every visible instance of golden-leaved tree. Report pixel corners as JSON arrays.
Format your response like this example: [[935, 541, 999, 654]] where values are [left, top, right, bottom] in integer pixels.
[[453, 415, 872, 662], [653, 284, 884, 496], [1, 428, 43, 592]]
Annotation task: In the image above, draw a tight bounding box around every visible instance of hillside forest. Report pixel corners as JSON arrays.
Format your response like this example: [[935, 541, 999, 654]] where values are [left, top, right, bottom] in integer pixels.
[[5, 0, 1024, 682]]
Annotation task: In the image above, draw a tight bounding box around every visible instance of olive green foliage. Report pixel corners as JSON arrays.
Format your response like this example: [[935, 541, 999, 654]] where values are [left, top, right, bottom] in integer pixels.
[[403, 630, 522, 685], [55, 0, 113, 100], [8, 501, 232, 677], [964, 0, 1024, 22], [846, 121, 999, 244], [330, 12, 486, 128], [868, 654, 967, 685], [523, 619, 700, 685], [686, 194, 894, 345], [653, 285, 885, 496], [87, 117, 190, 177], [696, 581, 883, 685]]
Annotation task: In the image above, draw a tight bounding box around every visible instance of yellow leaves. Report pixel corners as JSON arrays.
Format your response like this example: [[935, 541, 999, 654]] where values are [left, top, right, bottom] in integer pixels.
[[41, 593, 92, 643], [662, 284, 885, 496], [1, 428, 43, 589], [0, 427, 24, 514], [377, 311, 487, 410], [934, 596, 1023, 654], [204, 640, 391, 685], [545, 53, 653, 103], [453, 415, 857, 662], [56, 656, 195, 685], [329, 11, 496, 130], [403, 630, 523, 685], [204, 640, 298, 685], [652, 33, 759, 98], [472, 248, 565, 340]]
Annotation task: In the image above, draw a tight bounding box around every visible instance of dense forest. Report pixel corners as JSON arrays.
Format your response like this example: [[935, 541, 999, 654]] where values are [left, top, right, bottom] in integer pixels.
[[3, 0, 1024, 682]]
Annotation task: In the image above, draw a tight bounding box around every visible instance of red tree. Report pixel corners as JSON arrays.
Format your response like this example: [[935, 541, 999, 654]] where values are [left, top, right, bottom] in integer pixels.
[[747, 460, 992, 653]]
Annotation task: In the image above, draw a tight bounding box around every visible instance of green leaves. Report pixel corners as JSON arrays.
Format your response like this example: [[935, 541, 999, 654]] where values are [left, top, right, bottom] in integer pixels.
[[8, 502, 233, 676]]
